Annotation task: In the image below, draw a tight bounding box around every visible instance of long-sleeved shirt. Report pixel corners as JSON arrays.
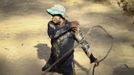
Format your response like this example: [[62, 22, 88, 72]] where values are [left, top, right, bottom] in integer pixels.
[[46, 20, 90, 73]]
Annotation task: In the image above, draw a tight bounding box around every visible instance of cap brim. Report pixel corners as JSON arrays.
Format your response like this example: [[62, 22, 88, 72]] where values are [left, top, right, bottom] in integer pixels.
[[46, 9, 64, 16], [46, 9, 53, 15]]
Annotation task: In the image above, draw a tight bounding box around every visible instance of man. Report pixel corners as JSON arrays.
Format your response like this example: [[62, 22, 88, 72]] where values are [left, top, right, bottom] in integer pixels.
[[42, 4, 98, 75]]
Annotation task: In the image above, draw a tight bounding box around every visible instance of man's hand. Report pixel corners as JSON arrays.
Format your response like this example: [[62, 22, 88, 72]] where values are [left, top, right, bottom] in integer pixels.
[[70, 21, 79, 32]]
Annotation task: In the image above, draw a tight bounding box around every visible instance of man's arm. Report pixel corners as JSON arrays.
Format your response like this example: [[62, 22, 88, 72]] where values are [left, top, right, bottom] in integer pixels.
[[70, 21, 90, 55], [73, 28, 98, 64], [70, 21, 98, 63], [73, 29, 91, 55]]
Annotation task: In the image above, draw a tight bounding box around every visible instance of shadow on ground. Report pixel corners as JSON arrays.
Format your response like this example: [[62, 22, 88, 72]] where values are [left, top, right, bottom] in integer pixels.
[[34, 43, 51, 61], [34, 43, 92, 75], [113, 66, 134, 75]]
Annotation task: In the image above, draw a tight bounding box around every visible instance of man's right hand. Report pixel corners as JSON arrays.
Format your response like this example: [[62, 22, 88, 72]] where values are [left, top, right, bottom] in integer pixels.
[[70, 21, 79, 32]]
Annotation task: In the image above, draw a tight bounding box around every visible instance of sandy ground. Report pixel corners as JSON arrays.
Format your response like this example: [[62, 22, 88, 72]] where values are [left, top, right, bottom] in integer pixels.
[[0, 0, 134, 75]]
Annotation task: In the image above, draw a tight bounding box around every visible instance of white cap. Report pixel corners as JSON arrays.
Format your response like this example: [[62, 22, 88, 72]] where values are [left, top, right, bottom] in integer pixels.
[[47, 4, 66, 16]]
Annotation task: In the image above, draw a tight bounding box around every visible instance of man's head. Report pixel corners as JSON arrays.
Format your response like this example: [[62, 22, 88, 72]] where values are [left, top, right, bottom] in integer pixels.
[[47, 4, 66, 24]]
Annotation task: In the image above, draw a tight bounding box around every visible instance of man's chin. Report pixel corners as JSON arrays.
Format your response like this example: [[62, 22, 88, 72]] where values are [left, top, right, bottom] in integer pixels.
[[53, 21, 60, 25]]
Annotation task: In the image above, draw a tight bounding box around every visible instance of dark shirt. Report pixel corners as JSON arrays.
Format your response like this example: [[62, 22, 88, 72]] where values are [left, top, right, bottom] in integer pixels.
[[47, 20, 90, 73], [48, 20, 76, 57]]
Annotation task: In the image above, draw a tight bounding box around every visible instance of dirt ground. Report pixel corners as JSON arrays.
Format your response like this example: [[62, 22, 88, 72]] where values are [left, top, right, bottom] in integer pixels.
[[0, 0, 134, 75]]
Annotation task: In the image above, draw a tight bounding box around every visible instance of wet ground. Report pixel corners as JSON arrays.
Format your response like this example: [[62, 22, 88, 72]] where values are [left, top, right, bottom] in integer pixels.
[[0, 0, 134, 75]]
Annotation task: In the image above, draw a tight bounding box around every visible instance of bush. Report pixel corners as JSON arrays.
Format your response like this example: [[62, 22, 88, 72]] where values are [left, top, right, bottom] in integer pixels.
[[117, 0, 134, 15]]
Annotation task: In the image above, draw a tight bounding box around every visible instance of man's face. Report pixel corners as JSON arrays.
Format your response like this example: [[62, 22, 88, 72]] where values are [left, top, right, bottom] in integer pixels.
[[52, 15, 61, 24]]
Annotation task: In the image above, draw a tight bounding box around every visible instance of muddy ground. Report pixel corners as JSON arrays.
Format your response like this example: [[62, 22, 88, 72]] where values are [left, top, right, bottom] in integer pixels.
[[0, 0, 134, 75]]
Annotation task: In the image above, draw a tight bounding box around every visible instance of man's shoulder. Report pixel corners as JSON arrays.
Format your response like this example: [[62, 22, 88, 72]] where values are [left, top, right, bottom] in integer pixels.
[[48, 21, 56, 29], [48, 21, 54, 25], [48, 21, 55, 26]]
